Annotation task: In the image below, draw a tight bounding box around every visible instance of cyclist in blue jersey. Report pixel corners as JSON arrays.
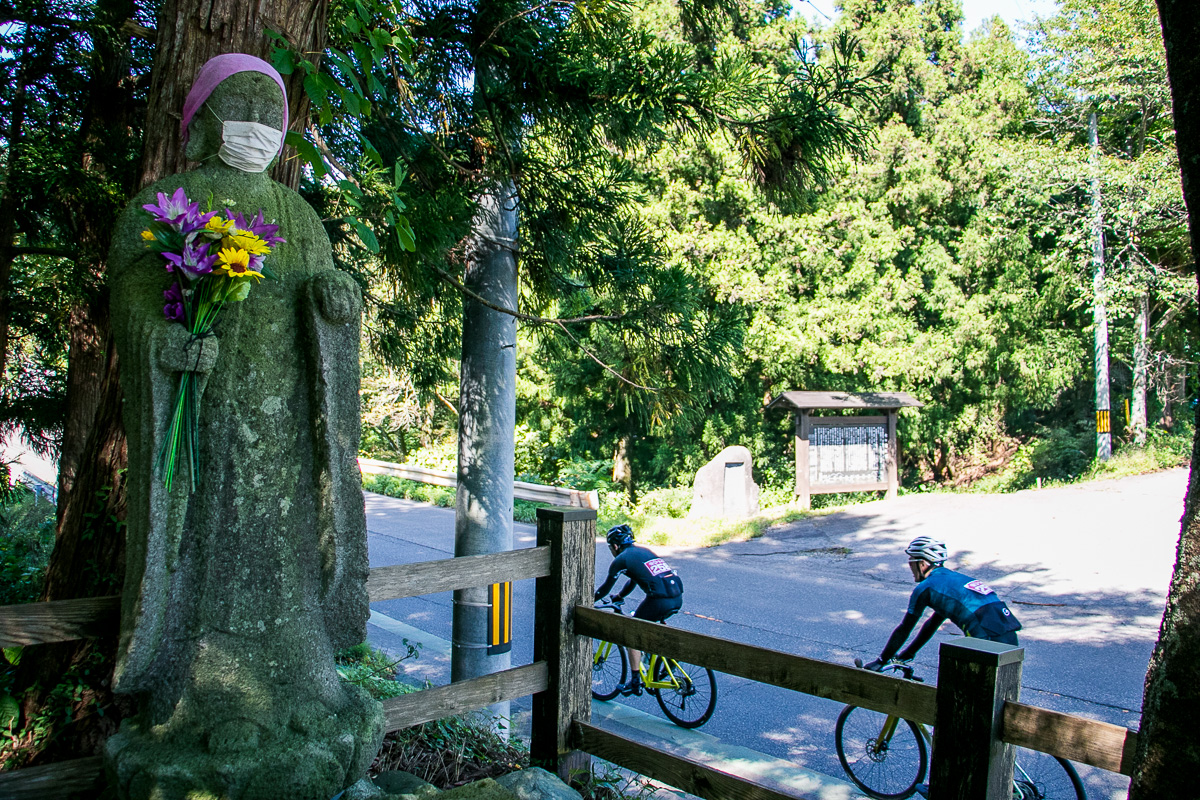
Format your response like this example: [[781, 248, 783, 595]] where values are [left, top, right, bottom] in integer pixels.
[[864, 537, 1021, 671], [594, 524, 684, 695]]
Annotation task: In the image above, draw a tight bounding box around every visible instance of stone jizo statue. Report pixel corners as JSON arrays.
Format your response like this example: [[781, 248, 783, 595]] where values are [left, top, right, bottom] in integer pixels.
[[105, 54, 383, 800]]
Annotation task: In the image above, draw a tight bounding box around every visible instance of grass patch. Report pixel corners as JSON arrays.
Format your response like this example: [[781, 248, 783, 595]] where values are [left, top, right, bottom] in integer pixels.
[[603, 503, 811, 549]]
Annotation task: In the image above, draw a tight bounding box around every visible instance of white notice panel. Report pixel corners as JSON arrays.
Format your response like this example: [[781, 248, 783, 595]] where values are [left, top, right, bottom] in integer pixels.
[[808, 423, 888, 486]]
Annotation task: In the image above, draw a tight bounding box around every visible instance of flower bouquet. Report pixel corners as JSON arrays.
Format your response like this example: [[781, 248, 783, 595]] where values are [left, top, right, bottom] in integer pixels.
[[140, 187, 285, 491]]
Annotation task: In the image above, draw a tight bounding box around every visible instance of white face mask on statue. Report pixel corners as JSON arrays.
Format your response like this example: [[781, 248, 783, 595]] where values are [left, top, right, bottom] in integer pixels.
[[206, 105, 283, 173]]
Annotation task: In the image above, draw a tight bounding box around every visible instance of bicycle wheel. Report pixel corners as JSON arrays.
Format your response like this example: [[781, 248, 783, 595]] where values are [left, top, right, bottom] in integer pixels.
[[1012, 749, 1086, 800], [591, 640, 628, 701], [652, 657, 717, 728], [835, 705, 928, 799]]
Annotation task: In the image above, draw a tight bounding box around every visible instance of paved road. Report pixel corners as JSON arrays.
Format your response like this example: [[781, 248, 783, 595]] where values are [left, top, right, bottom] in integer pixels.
[[365, 468, 1188, 800]]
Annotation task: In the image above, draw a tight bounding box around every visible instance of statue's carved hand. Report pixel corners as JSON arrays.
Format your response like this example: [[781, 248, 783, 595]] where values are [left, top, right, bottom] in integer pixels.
[[156, 325, 219, 374], [310, 271, 361, 324]]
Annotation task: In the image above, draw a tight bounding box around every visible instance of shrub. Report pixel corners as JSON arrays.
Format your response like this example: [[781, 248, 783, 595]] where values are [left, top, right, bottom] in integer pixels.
[[372, 715, 528, 787], [0, 489, 56, 606], [336, 641, 421, 701]]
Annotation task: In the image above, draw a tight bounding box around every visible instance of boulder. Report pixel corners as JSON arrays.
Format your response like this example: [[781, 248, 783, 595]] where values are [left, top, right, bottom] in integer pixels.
[[373, 771, 440, 800], [688, 445, 760, 518], [496, 768, 583, 800], [439, 778, 520, 800]]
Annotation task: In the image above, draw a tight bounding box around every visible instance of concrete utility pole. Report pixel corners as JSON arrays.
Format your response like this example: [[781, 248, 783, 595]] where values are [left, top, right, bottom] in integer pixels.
[[451, 178, 518, 728], [1090, 111, 1112, 461], [1132, 293, 1149, 444]]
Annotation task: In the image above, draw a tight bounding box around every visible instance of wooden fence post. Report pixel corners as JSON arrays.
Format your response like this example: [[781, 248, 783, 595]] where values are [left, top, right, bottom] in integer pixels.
[[930, 639, 1025, 800], [530, 507, 596, 781]]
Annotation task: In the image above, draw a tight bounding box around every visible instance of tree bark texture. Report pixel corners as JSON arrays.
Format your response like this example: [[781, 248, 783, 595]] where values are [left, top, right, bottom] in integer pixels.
[[1131, 3, 1200, 796], [13, 0, 143, 767], [139, 0, 327, 191], [58, 0, 142, 506]]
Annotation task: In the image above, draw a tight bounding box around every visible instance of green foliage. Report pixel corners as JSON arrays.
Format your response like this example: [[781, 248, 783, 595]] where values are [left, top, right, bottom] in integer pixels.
[[335, 641, 419, 700], [0, 646, 110, 772], [0, 489, 56, 606], [362, 474, 456, 509]]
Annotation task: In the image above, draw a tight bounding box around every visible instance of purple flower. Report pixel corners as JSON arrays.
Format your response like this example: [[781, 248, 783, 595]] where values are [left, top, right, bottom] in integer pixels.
[[227, 208, 286, 247], [143, 187, 216, 233], [163, 282, 186, 322], [163, 241, 218, 281]]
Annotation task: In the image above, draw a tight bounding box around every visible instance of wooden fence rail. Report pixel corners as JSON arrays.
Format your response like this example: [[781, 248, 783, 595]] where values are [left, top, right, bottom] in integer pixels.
[[575, 606, 938, 725], [1002, 701, 1137, 775]]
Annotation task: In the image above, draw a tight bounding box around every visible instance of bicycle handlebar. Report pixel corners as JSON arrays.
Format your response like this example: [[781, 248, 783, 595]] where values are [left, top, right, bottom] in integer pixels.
[[854, 657, 923, 682], [594, 596, 626, 614]]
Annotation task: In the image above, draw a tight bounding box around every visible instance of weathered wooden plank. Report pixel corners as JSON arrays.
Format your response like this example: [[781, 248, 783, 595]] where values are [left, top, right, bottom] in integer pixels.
[[367, 547, 552, 602], [575, 722, 813, 800], [929, 640, 1024, 800], [0, 755, 106, 798], [1002, 701, 1137, 775], [0, 596, 120, 648], [530, 508, 596, 778], [381, 662, 548, 732], [574, 606, 938, 725]]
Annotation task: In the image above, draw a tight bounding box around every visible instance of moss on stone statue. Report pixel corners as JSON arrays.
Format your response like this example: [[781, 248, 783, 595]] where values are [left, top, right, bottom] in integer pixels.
[[105, 70, 381, 800]]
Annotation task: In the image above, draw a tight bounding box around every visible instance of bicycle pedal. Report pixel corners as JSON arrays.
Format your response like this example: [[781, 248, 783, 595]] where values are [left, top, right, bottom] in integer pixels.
[[618, 680, 643, 697]]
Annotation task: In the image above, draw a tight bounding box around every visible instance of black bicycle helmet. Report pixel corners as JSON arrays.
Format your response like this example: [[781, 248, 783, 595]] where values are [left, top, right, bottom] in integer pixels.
[[606, 524, 635, 548]]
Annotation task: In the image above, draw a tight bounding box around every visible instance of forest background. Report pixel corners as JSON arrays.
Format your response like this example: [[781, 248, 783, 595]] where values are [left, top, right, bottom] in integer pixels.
[[345, 0, 1194, 517]]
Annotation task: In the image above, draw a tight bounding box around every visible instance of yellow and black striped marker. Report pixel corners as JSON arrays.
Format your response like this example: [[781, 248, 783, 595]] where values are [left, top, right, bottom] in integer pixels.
[[1096, 409, 1111, 434], [487, 581, 512, 655]]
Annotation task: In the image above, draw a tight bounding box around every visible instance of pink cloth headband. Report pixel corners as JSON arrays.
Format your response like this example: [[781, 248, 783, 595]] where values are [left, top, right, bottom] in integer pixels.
[[180, 53, 289, 154]]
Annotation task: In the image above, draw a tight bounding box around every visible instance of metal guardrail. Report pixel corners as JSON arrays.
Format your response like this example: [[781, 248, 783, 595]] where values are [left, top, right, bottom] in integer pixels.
[[357, 458, 600, 510]]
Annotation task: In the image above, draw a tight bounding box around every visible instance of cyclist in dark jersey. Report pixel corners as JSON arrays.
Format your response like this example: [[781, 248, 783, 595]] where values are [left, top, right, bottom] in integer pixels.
[[594, 524, 684, 695], [865, 536, 1021, 671]]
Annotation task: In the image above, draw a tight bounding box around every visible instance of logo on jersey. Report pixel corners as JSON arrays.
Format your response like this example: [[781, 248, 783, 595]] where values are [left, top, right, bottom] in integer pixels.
[[644, 558, 671, 576], [964, 579, 995, 596]]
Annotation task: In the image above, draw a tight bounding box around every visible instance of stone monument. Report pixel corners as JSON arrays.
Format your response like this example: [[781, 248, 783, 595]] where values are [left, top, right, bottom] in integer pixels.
[[104, 55, 383, 799], [688, 445, 760, 519]]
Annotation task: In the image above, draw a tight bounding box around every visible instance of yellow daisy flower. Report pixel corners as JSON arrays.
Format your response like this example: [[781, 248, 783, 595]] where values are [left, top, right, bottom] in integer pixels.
[[141, 229, 156, 241], [205, 216, 236, 235], [216, 247, 264, 281], [225, 232, 271, 256]]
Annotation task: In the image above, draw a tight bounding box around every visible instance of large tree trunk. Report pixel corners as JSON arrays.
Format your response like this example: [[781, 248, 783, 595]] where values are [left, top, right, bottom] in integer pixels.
[[16, 0, 329, 768], [12, 0, 141, 767], [1130, 3, 1200, 795]]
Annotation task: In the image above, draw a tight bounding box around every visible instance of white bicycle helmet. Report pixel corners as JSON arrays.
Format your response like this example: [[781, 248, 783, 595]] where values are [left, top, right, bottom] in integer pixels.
[[905, 536, 948, 566]]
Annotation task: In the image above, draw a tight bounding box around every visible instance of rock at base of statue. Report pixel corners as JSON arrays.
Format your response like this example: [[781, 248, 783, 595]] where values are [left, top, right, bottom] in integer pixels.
[[104, 679, 383, 800], [688, 445, 761, 519]]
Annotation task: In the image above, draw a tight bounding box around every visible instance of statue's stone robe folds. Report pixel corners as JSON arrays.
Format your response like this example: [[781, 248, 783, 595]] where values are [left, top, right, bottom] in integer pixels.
[[105, 70, 383, 800]]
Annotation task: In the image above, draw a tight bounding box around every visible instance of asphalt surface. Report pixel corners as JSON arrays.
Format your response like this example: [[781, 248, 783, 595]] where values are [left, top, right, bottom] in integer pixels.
[[365, 468, 1189, 800]]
